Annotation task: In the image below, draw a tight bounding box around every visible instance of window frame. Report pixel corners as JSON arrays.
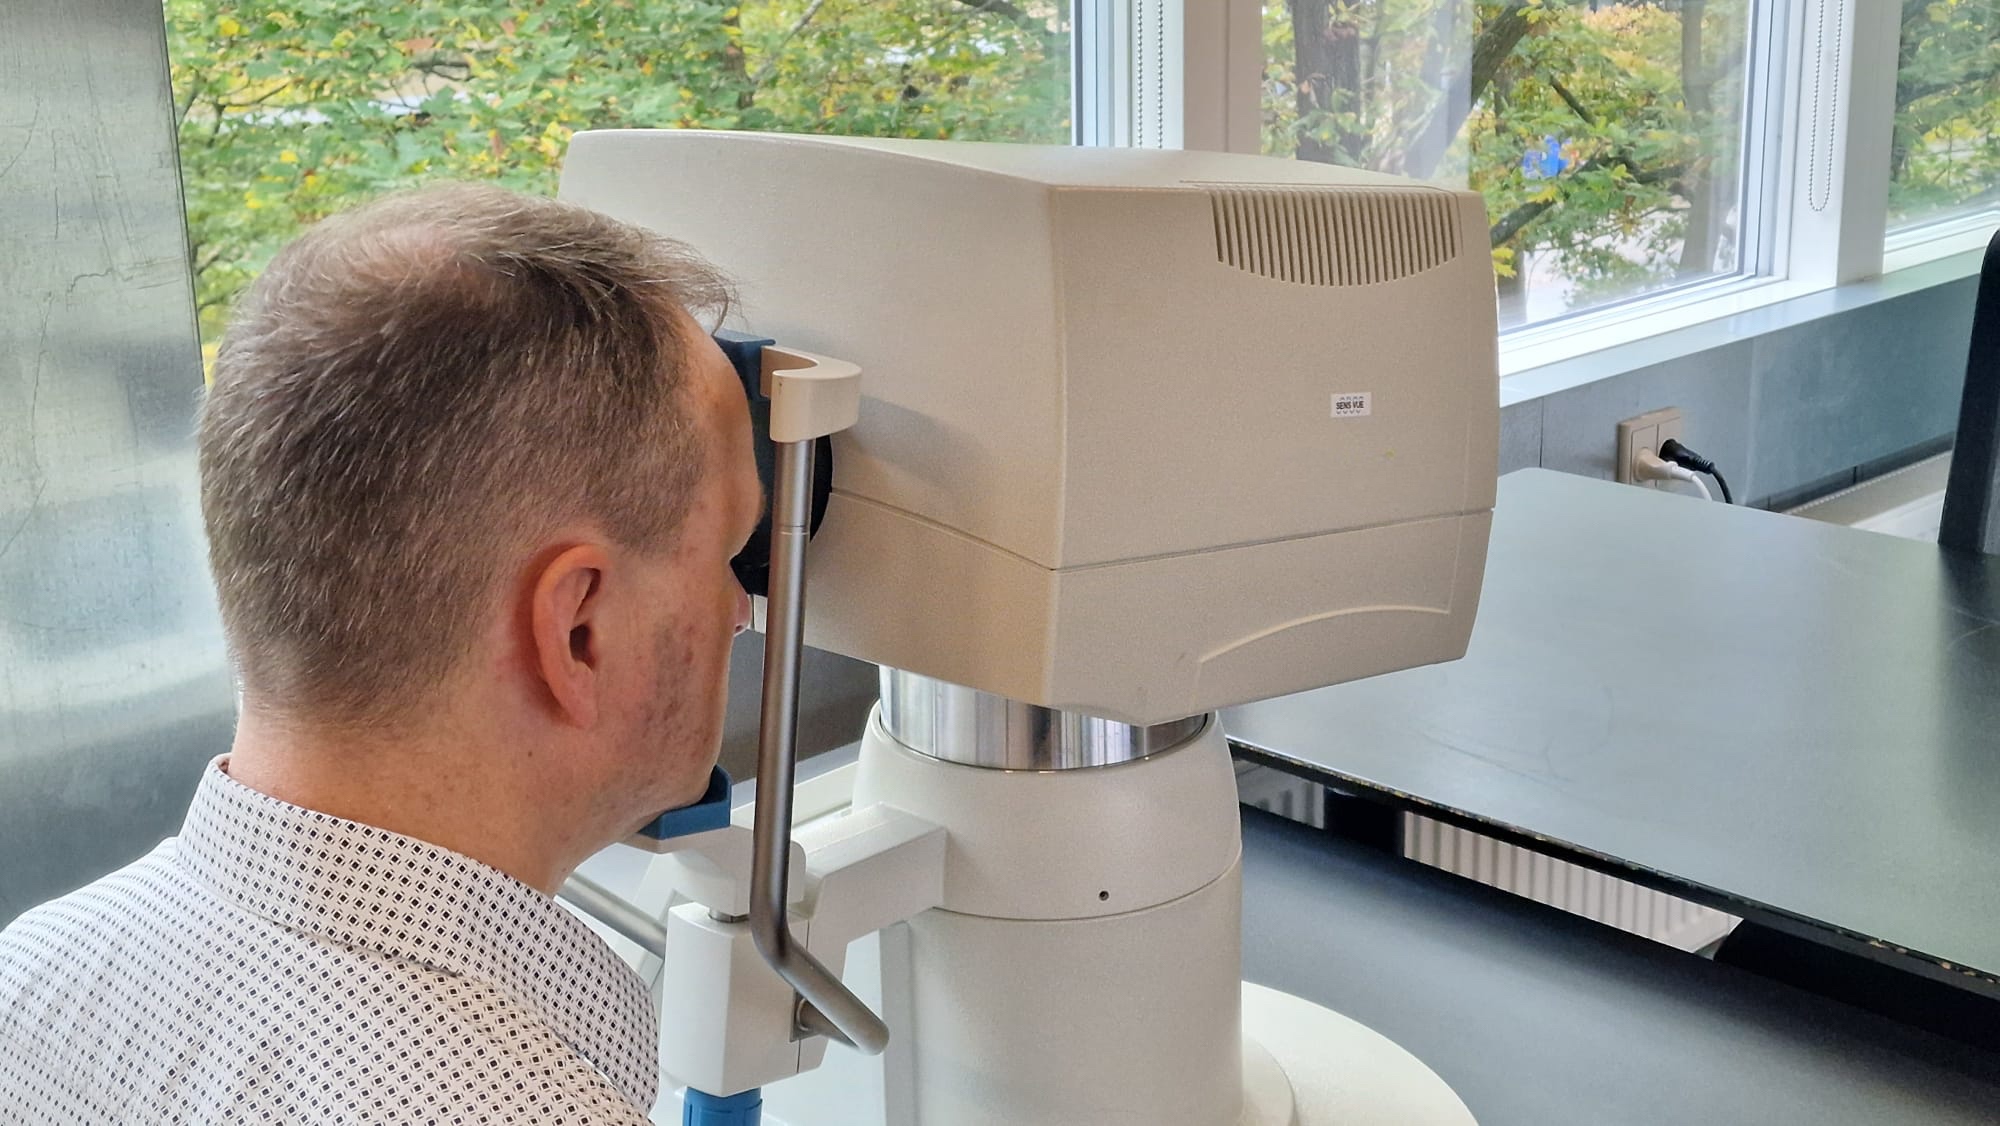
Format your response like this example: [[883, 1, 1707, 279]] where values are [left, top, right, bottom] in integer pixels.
[[1885, 208, 2000, 272], [1880, 0, 2000, 260]]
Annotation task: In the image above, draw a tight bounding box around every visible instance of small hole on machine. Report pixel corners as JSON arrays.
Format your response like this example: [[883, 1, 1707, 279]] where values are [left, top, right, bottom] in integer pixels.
[[1097, 890, 1109, 901]]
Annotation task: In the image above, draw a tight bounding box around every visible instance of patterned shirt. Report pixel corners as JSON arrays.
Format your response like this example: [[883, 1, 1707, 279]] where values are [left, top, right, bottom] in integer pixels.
[[0, 758, 658, 1124]]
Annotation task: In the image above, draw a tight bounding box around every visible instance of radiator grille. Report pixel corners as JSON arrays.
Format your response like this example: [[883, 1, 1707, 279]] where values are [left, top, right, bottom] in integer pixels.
[[1234, 765, 1738, 953], [1404, 815, 1737, 953], [1235, 761, 1328, 828], [1208, 188, 1459, 286]]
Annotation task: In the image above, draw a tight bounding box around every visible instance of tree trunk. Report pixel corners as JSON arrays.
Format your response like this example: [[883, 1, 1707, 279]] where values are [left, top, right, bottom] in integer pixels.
[[1676, 0, 1721, 277], [1405, 0, 1536, 180], [722, 7, 753, 111], [1290, 0, 1369, 165], [1889, 5, 1925, 185], [1402, 0, 1466, 179], [1495, 261, 1525, 322]]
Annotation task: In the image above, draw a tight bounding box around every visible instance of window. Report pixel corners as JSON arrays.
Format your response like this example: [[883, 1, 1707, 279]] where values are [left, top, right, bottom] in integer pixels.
[[165, 2, 1071, 344], [1261, 0, 1760, 329], [166, 2, 2000, 370], [1889, 0, 2000, 231]]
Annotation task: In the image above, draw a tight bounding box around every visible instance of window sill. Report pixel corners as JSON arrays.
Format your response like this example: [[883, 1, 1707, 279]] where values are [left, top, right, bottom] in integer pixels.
[[1498, 245, 1990, 409], [1884, 210, 2000, 274]]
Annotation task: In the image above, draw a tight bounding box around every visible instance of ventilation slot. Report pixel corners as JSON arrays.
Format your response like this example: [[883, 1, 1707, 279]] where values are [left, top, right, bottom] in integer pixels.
[[1234, 764, 1739, 954], [1209, 188, 1459, 286]]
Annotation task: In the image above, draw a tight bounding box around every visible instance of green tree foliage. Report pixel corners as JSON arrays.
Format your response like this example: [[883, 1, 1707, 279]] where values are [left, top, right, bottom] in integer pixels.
[[167, 1, 2000, 338], [1265, 0, 1751, 314], [1266, 0, 2000, 318], [166, 0, 1069, 343], [1893, 0, 2000, 222]]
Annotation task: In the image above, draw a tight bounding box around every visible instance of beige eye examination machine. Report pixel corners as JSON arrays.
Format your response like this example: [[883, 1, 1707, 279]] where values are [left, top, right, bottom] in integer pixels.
[[558, 130, 1499, 1126]]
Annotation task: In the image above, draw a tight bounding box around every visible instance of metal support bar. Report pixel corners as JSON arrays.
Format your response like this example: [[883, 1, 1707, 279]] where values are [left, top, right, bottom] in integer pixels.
[[748, 437, 891, 1055], [558, 872, 669, 957]]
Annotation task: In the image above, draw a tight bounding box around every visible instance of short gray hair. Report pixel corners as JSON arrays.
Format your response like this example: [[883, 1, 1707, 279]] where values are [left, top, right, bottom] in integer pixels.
[[199, 183, 733, 726]]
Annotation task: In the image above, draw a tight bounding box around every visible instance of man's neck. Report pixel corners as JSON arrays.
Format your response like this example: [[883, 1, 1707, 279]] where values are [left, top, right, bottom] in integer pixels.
[[223, 706, 584, 895]]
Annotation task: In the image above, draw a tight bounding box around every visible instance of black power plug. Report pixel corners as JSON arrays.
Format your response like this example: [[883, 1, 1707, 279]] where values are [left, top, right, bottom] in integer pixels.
[[1658, 438, 1733, 504]]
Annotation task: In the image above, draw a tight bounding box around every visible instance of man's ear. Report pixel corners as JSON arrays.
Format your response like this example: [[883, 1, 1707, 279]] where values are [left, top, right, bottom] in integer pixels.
[[530, 544, 611, 728]]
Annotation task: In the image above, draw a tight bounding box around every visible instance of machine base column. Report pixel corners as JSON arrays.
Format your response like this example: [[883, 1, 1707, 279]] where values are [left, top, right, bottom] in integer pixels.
[[1241, 983, 1474, 1126]]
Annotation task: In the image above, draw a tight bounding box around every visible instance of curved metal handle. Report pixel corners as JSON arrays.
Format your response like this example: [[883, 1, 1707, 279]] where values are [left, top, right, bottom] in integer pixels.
[[748, 435, 889, 1055]]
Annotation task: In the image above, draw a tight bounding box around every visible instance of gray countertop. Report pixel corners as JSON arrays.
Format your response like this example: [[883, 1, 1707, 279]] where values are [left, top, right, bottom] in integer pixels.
[[1241, 809, 2000, 1126], [1227, 469, 2000, 986]]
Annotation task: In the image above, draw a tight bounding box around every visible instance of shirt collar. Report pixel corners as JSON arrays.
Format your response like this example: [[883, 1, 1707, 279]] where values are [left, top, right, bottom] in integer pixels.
[[174, 756, 658, 1110]]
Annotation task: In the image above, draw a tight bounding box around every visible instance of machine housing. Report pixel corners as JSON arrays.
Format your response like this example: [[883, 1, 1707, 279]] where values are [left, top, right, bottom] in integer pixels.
[[561, 133, 1499, 726]]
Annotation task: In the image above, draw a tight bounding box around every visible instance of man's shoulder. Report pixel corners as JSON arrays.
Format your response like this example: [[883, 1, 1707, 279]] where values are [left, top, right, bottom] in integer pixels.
[[0, 842, 189, 958], [0, 862, 657, 1126], [253, 962, 658, 1125], [357, 965, 660, 1123]]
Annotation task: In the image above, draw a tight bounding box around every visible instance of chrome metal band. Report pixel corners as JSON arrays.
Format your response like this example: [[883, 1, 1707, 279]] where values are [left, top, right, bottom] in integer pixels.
[[877, 669, 1208, 770]]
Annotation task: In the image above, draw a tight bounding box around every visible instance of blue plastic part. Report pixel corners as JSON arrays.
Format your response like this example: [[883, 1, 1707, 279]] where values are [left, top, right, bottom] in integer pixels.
[[713, 330, 776, 401], [683, 1087, 762, 1125], [634, 767, 733, 842]]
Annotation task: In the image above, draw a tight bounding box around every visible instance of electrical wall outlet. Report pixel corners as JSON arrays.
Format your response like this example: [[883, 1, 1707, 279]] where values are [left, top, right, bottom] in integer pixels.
[[1615, 407, 1685, 487]]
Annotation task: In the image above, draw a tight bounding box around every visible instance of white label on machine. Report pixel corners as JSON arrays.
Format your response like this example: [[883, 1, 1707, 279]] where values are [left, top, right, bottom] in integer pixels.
[[1331, 392, 1372, 418]]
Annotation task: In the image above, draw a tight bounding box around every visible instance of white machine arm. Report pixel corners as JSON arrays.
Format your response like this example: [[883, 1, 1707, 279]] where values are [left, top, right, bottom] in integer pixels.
[[639, 776, 944, 1098]]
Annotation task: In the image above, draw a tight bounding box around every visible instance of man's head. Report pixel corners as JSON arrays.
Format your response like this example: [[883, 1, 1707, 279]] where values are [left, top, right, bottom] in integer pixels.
[[200, 184, 763, 855]]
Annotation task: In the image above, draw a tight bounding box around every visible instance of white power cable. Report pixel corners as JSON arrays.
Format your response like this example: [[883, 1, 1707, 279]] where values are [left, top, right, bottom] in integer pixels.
[[1634, 449, 1717, 501]]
